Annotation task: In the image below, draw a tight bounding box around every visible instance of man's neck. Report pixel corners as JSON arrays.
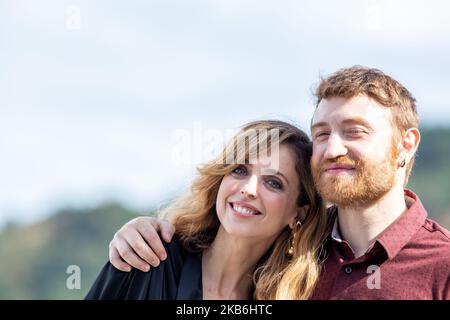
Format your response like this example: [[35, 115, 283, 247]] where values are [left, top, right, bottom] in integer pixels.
[[337, 184, 408, 258]]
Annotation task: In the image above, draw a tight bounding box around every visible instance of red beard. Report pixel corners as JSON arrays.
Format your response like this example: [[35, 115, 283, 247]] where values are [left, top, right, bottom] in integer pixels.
[[312, 143, 399, 207]]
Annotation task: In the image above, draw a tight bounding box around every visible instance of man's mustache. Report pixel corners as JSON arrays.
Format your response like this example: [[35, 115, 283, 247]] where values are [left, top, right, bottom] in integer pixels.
[[317, 156, 361, 173]]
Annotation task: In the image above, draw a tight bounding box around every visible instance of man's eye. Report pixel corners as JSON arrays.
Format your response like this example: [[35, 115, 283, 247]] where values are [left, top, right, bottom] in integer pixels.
[[346, 129, 366, 136], [314, 132, 330, 139], [232, 165, 247, 176], [266, 179, 282, 190]]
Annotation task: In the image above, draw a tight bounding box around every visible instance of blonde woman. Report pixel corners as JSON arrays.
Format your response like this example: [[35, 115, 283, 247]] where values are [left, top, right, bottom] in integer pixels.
[[86, 120, 328, 300]]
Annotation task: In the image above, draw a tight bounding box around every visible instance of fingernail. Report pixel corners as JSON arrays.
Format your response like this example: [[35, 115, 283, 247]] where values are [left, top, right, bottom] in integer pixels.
[[143, 265, 150, 272], [160, 253, 167, 260]]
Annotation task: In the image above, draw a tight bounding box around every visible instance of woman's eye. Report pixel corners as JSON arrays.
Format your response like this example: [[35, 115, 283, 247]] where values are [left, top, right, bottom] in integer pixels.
[[266, 179, 282, 190], [232, 165, 247, 176]]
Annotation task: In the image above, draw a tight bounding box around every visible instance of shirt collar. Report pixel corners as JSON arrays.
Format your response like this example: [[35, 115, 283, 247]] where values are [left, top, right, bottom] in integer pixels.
[[326, 189, 428, 260], [376, 189, 427, 260], [331, 216, 344, 243]]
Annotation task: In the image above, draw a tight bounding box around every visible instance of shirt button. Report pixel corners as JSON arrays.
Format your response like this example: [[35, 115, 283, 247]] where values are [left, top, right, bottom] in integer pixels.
[[344, 266, 352, 274]]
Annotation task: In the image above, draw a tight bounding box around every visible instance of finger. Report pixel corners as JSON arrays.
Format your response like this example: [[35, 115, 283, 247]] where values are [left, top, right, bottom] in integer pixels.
[[138, 220, 168, 261], [122, 227, 161, 267], [109, 245, 132, 272], [115, 236, 151, 272], [158, 219, 176, 243]]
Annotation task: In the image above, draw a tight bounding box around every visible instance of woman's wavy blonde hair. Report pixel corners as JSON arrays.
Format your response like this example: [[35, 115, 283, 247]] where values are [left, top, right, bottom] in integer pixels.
[[160, 120, 328, 300]]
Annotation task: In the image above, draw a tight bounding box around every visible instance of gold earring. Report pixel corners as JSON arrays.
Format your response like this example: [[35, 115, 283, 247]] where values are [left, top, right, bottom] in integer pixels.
[[287, 220, 302, 257]]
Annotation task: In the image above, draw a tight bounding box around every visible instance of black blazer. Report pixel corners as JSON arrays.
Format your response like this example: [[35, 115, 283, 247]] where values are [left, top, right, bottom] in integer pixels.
[[85, 238, 202, 299]]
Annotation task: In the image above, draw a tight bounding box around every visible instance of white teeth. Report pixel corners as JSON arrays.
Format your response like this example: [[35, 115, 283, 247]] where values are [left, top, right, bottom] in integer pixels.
[[232, 204, 259, 215]]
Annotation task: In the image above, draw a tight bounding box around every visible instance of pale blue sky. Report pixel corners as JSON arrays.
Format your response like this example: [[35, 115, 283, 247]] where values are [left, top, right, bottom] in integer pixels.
[[1, 0, 450, 226]]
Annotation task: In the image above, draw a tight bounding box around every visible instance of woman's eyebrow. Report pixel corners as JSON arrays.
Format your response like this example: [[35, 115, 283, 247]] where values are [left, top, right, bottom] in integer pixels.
[[276, 171, 289, 186]]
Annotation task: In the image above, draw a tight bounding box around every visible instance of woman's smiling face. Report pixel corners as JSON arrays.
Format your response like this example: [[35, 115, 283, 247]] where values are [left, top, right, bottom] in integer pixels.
[[215, 144, 301, 241]]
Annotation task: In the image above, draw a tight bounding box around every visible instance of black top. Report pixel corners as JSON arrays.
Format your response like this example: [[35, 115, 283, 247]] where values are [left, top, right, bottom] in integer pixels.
[[85, 238, 203, 299]]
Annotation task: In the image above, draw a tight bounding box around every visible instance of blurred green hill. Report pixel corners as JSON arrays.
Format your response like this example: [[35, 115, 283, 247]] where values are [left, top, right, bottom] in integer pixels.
[[0, 127, 449, 299], [408, 127, 450, 228], [0, 203, 142, 299]]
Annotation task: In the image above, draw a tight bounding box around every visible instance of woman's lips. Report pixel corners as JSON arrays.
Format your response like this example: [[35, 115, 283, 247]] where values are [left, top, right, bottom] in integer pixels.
[[229, 202, 262, 217]]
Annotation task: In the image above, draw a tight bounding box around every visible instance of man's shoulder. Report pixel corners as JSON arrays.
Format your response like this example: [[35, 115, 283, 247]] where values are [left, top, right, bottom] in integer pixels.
[[407, 218, 450, 288], [421, 220, 450, 283], [421, 218, 450, 243], [414, 218, 450, 267]]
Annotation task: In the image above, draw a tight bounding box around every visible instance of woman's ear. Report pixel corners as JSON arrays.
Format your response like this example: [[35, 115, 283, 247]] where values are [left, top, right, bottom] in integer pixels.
[[289, 205, 310, 229]]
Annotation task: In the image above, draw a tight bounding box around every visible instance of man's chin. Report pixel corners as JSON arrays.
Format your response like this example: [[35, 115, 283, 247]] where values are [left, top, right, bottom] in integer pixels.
[[320, 176, 356, 188], [317, 181, 364, 206]]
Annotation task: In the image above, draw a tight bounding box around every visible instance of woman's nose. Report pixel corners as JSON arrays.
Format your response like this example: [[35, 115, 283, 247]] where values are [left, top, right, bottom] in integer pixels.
[[240, 175, 258, 199]]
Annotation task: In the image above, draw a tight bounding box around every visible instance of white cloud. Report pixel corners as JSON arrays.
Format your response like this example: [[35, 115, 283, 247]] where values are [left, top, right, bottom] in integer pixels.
[[1, 0, 450, 226]]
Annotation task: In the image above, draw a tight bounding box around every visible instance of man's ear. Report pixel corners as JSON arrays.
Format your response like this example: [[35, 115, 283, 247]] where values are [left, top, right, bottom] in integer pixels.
[[399, 128, 420, 166], [289, 205, 310, 229]]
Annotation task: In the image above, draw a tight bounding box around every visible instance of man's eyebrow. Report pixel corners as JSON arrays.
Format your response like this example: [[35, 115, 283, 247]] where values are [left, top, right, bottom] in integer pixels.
[[341, 117, 374, 130], [311, 118, 374, 131], [311, 122, 329, 132]]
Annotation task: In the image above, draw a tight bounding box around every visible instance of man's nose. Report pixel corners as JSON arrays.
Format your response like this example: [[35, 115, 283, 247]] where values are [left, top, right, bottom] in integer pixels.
[[240, 175, 258, 199], [324, 134, 348, 160]]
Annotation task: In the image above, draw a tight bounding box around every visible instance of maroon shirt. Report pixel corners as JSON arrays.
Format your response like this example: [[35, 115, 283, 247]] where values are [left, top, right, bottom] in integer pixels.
[[311, 190, 450, 300]]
